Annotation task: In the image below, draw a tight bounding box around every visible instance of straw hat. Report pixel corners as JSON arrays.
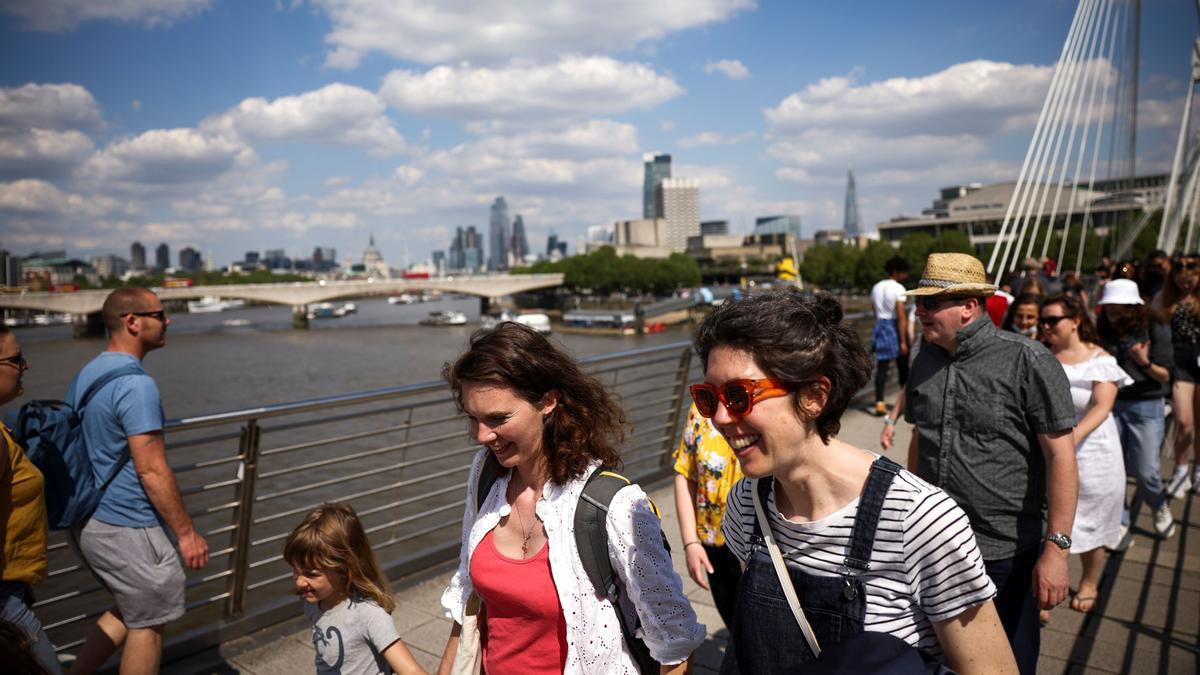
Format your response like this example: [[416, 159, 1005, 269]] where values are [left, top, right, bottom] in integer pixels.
[[905, 253, 998, 297], [1096, 278, 1143, 305]]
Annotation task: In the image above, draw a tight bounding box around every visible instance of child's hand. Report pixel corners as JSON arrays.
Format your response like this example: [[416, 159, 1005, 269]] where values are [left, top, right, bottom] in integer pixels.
[[684, 543, 713, 590], [384, 639, 427, 675]]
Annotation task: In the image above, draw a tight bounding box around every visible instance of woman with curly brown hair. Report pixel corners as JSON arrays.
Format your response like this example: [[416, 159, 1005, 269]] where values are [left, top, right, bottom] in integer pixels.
[[436, 322, 703, 675]]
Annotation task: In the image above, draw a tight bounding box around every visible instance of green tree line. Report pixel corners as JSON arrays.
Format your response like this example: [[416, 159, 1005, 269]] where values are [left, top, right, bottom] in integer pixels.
[[514, 246, 701, 295]]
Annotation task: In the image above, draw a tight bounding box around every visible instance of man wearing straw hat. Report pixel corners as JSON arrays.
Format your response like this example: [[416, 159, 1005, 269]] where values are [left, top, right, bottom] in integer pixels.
[[904, 253, 1078, 674]]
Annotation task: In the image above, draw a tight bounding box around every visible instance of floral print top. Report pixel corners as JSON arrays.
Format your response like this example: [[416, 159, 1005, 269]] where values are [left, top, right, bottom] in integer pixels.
[[673, 404, 742, 547]]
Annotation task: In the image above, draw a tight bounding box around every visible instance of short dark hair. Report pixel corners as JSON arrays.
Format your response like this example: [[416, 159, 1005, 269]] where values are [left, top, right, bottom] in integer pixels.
[[443, 322, 627, 485], [1149, 249, 1168, 261], [694, 290, 871, 443], [885, 256, 909, 274], [101, 288, 155, 334]]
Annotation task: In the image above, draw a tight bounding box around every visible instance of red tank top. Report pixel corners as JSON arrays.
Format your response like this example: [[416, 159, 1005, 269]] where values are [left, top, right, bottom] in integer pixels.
[[469, 530, 568, 674]]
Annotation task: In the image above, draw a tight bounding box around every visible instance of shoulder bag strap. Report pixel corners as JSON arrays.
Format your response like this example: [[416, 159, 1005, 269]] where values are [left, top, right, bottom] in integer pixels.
[[750, 477, 822, 659]]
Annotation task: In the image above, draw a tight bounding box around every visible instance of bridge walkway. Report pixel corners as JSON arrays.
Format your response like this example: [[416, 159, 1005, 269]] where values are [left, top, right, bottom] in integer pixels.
[[166, 400, 1198, 675]]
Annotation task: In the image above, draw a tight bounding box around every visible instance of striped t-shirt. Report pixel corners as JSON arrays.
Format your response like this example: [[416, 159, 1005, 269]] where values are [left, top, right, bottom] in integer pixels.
[[722, 468, 995, 653]]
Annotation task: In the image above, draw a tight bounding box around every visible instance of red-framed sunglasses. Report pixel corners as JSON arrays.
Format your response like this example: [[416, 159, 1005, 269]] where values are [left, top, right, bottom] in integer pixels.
[[690, 378, 793, 418]]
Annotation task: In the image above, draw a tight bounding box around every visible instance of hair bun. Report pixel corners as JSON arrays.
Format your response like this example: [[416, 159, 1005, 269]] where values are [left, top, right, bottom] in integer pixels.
[[811, 293, 844, 327]]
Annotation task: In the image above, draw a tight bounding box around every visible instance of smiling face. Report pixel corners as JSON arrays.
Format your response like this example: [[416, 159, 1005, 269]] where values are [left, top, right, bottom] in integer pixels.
[[461, 382, 556, 472], [0, 333, 27, 406], [1038, 301, 1079, 350], [291, 565, 345, 610], [915, 296, 979, 350], [703, 346, 808, 479]]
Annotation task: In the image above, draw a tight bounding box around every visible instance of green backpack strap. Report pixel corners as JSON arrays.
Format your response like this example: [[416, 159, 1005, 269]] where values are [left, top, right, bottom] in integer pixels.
[[474, 451, 506, 514], [574, 467, 664, 674]]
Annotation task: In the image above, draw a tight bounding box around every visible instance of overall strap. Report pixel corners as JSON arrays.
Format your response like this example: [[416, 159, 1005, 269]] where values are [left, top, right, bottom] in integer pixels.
[[751, 477, 822, 659], [843, 456, 902, 574]]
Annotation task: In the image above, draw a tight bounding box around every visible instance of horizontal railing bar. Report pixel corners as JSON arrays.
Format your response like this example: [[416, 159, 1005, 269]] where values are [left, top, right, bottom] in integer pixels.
[[371, 516, 464, 551], [617, 383, 678, 401], [589, 353, 686, 377], [47, 541, 68, 552], [258, 428, 465, 479], [254, 449, 476, 504], [165, 429, 242, 451], [34, 584, 103, 607], [179, 477, 241, 497], [168, 452, 244, 474], [258, 420, 416, 456], [362, 500, 464, 537], [258, 402, 463, 456], [253, 479, 470, 541], [629, 421, 673, 439], [254, 397, 458, 444]]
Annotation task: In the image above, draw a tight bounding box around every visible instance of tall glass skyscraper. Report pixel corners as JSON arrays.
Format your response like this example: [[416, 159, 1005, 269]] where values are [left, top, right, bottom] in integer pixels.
[[844, 169, 861, 236], [510, 214, 529, 264], [488, 196, 509, 271], [643, 153, 672, 219]]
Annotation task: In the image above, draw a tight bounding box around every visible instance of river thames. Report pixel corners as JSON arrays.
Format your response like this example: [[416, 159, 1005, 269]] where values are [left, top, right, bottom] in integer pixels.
[[11, 296, 689, 418]]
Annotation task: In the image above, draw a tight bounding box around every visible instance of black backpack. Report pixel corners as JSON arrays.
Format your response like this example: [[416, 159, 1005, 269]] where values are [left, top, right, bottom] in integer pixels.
[[474, 452, 667, 674]]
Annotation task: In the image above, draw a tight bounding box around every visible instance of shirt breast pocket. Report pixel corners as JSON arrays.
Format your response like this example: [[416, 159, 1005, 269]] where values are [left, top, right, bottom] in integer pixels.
[[964, 393, 1009, 443]]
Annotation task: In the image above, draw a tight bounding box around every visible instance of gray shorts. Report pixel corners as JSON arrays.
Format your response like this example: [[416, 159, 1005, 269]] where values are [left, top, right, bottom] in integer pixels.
[[69, 519, 186, 629]]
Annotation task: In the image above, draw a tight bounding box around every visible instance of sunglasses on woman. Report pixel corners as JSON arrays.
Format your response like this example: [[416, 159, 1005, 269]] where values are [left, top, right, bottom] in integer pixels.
[[690, 378, 793, 418]]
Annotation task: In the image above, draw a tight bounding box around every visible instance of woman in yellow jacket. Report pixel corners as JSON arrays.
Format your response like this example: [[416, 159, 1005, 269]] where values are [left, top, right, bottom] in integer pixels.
[[0, 325, 61, 674]]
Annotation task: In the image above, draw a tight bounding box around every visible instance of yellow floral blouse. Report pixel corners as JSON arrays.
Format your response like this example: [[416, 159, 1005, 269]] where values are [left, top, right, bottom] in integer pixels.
[[673, 403, 742, 547]]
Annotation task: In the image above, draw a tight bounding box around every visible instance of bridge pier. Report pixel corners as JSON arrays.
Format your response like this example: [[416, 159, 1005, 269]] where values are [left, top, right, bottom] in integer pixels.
[[479, 296, 490, 316], [73, 312, 106, 339], [292, 305, 309, 330]]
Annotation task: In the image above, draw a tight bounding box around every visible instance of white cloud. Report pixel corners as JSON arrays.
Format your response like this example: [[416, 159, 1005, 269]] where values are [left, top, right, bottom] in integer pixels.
[[81, 128, 254, 185], [0, 179, 122, 216], [380, 56, 683, 122], [678, 130, 755, 148], [2, 0, 212, 32], [0, 82, 103, 131], [0, 128, 95, 179], [703, 59, 749, 80], [202, 83, 407, 155], [766, 60, 1055, 137], [310, 0, 755, 69]]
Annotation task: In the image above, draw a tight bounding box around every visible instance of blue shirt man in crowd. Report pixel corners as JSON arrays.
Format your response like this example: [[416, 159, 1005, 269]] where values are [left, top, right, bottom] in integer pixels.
[[67, 288, 209, 675]]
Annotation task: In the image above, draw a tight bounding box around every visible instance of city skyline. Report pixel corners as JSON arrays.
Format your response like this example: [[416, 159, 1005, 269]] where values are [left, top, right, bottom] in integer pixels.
[[0, 1, 1193, 267]]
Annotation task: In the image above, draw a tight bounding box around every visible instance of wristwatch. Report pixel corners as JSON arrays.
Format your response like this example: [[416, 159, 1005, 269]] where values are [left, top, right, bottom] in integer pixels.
[[1045, 532, 1072, 551]]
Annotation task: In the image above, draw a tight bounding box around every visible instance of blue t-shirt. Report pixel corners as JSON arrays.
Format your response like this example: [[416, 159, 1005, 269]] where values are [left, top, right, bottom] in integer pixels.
[[67, 352, 165, 527]]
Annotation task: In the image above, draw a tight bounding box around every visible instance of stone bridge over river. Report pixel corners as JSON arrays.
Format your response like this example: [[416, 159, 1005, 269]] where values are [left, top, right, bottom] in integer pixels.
[[0, 273, 564, 333]]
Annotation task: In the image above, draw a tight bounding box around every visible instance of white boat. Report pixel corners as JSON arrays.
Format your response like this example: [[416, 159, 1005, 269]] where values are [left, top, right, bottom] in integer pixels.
[[188, 296, 246, 313], [480, 310, 551, 334], [341, 302, 357, 314], [420, 310, 468, 326], [307, 302, 347, 320], [388, 294, 417, 305]]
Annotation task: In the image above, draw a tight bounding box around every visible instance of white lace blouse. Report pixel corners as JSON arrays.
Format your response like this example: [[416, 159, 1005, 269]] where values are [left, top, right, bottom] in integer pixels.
[[441, 449, 706, 672]]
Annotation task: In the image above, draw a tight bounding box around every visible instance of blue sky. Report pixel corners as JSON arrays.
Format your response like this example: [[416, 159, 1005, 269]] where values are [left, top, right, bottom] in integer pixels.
[[0, 0, 1193, 269]]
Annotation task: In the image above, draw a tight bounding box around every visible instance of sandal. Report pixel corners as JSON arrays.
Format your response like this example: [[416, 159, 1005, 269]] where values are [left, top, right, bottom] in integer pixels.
[[1070, 593, 1098, 613]]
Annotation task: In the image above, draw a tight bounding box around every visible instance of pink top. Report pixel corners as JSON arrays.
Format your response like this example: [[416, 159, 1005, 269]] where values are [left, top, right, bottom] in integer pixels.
[[469, 530, 568, 675]]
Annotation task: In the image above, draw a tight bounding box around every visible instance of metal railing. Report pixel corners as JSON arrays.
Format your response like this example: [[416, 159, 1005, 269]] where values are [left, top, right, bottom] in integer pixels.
[[35, 340, 702, 665]]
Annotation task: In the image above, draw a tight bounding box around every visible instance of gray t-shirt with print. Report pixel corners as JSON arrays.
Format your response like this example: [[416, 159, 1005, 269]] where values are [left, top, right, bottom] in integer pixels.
[[303, 597, 402, 675]]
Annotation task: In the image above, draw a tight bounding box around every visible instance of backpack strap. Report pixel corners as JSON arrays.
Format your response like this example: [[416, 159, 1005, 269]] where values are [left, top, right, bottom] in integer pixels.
[[77, 364, 146, 411], [474, 451, 506, 514], [574, 467, 660, 674], [843, 456, 902, 573]]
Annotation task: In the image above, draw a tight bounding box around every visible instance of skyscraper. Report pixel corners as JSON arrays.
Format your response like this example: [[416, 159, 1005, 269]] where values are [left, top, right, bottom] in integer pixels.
[[465, 225, 483, 273], [155, 243, 169, 272], [510, 214, 529, 265], [130, 242, 146, 271], [488, 196, 509, 271], [179, 247, 202, 273], [659, 177, 700, 251], [844, 168, 861, 236], [755, 215, 803, 239], [643, 153, 672, 219]]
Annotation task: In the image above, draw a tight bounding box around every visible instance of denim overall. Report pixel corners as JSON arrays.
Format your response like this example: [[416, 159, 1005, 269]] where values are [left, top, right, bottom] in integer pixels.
[[720, 457, 901, 674]]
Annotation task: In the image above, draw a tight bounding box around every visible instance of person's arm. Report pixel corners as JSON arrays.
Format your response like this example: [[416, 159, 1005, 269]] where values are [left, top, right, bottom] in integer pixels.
[[1032, 429, 1077, 610], [895, 298, 908, 355], [1129, 341, 1170, 383], [673, 474, 712, 590], [660, 662, 690, 675], [932, 602, 1018, 674], [1074, 381, 1117, 442], [882, 388, 906, 451], [906, 427, 920, 472], [383, 639, 427, 675], [435, 622, 461, 675], [129, 431, 208, 569]]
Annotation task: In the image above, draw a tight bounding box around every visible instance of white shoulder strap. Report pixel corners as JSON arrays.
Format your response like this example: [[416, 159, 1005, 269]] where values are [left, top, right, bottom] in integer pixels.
[[751, 478, 822, 658]]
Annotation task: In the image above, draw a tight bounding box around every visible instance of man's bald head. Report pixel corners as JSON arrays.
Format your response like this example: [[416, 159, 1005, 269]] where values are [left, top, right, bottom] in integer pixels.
[[102, 288, 158, 334]]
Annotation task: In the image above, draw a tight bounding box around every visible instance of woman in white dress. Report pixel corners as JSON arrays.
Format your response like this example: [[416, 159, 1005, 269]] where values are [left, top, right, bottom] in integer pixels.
[[1039, 294, 1131, 614]]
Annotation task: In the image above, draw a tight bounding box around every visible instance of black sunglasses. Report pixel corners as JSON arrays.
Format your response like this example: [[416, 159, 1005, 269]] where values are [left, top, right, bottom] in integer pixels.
[[916, 296, 970, 311], [0, 352, 26, 369], [1038, 315, 1069, 327], [121, 310, 167, 322], [1175, 261, 1200, 272]]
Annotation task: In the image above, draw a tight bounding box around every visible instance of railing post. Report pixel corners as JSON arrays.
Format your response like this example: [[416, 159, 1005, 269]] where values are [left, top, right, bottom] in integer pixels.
[[225, 419, 261, 616], [661, 347, 694, 467]]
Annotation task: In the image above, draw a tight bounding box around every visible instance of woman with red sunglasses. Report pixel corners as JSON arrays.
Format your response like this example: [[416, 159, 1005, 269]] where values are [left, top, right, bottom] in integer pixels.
[[694, 290, 1014, 674]]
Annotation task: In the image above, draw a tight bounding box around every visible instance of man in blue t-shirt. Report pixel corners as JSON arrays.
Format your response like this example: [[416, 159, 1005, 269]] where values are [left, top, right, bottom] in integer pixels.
[[67, 288, 209, 675]]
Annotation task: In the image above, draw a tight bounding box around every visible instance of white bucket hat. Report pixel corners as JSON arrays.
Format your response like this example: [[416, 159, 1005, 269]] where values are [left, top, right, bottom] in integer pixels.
[[1097, 278, 1144, 305]]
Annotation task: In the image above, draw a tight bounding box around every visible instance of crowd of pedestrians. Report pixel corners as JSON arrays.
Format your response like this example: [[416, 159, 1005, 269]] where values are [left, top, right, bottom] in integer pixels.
[[1, 247, 1194, 673]]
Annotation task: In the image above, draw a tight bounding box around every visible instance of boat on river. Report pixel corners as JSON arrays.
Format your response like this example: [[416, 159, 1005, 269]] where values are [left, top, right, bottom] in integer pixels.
[[479, 309, 552, 334], [419, 310, 467, 326], [187, 297, 246, 313]]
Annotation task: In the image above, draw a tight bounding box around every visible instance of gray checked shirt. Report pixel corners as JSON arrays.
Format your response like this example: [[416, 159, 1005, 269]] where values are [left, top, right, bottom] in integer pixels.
[[905, 316, 1075, 560]]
